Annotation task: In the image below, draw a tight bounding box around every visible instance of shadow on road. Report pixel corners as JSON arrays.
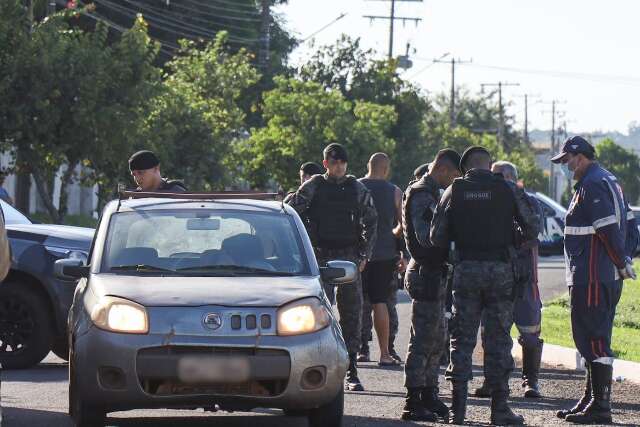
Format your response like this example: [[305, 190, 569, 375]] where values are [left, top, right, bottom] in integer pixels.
[[2, 407, 71, 427], [2, 363, 67, 383]]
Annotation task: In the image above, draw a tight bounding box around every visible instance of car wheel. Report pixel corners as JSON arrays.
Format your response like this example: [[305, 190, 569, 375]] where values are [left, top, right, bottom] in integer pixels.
[[69, 354, 105, 427], [51, 335, 70, 361], [307, 389, 344, 427], [0, 282, 53, 369]]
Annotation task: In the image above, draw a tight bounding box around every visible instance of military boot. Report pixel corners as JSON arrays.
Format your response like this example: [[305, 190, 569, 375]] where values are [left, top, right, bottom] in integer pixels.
[[422, 386, 450, 421], [401, 387, 437, 422], [522, 339, 543, 398], [357, 342, 370, 363], [565, 362, 613, 424], [490, 390, 524, 425], [473, 380, 492, 398], [345, 353, 364, 391], [557, 363, 592, 419], [449, 382, 467, 425]]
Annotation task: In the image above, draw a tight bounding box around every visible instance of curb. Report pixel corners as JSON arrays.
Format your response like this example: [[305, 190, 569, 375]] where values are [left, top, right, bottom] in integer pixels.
[[511, 339, 640, 383]]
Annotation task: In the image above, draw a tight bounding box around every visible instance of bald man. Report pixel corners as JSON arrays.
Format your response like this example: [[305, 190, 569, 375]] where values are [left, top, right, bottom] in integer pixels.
[[358, 153, 405, 366]]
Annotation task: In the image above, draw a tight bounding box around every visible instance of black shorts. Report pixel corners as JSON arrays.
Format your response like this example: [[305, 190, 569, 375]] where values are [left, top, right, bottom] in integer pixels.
[[362, 259, 396, 304]]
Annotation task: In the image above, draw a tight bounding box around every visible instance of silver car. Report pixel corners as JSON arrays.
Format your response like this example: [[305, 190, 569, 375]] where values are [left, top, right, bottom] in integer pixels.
[[57, 195, 354, 427]]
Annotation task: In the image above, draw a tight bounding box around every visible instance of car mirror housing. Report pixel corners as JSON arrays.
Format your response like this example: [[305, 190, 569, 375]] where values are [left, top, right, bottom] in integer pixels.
[[54, 258, 89, 280], [320, 260, 357, 285]]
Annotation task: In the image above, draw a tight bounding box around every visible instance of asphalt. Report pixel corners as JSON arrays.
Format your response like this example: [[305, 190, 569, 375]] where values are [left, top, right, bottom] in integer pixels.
[[2, 256, 640, 426]]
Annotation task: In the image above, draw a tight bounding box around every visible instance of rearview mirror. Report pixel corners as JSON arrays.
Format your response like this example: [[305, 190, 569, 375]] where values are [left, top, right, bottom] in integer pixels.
[[54, 258, 89, 280], [320, 260, 357, 285]]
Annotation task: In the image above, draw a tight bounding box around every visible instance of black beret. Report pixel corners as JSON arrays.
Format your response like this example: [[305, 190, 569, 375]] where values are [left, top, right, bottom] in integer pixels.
[[300, 162, 323, 176], [323, 143, 348, 162], [460, 146, 491, 173], [129, 150, 159, 172]]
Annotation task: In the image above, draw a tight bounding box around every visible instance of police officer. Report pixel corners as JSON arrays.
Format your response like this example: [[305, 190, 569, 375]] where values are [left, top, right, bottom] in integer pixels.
[[551, 136, 638, 424], [358, 153, 405, 366], [430, 146, 539, 425], [283, 162, 324, 204], [474, 161, 545, 399], [401, 149, 462, 422], [128, 150, 187, 192], [287, 143, 378, 392]]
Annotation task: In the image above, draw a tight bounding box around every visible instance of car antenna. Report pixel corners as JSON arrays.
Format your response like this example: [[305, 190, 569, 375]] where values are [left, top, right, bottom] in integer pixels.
[[277, 185, 286, 213]]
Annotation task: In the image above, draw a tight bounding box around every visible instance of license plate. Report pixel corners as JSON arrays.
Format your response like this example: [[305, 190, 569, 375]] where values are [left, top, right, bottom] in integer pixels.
[[177, 356, 250, 383]]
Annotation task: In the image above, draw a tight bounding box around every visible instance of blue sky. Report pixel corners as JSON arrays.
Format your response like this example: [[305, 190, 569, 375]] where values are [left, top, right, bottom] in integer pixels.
[[276, 0, 640, 134]]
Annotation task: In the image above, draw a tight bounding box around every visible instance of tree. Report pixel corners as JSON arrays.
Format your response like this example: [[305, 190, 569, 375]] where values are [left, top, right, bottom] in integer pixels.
[[0, 3, 161, 220], [596, 138, 640, 204], [140, 33, 260, 191], [299, 36, 430, 187], [236, 76, 396, 190]]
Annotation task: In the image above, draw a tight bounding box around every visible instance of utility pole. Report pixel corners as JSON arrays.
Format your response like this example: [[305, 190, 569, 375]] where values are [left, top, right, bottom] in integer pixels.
[[47, 0, 56, 15], [514, 93, 540, 144], [431, 57, 471, 128], [259, 0, 271, 71], [541, 100, 567, 199], [363, 0, 423, 59], [480, 81, 520, 148]]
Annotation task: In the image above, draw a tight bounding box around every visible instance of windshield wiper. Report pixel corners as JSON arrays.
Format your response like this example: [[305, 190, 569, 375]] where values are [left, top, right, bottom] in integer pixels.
[[176, 264, 297, 276], [110, 264, 175, 273]]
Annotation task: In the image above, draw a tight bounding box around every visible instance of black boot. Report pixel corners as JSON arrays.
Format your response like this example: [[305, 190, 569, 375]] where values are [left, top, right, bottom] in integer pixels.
[[473, 380, 492, 398], [557, 363, 592, 419], [521, 338, 543, 398], [449, 382, 467, 425], [490, 390, 524, 425], [401, 387, 437, 421], [565, 362, 613, 424], [389, 340, 403, 363], [357, 342, 370, 362], [422, 386, 450, 421], [346, 353, 364, 391]]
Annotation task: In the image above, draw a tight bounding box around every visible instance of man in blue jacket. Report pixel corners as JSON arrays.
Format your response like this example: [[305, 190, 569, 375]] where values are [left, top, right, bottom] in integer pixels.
[[552, 136, 638, 424]]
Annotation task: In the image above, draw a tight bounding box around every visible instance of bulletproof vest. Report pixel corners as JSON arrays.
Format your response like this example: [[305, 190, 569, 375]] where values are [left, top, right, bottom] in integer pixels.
[[402, 179, 447, 266], [450, 173, 515, 256], [307, 177, 360, 249]]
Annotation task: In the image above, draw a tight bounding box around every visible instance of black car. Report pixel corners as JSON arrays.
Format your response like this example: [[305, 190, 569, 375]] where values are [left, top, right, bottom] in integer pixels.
[[0, 200, 94, 368]]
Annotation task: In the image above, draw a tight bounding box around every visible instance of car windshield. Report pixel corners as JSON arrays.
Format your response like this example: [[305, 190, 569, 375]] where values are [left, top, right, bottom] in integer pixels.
[[0, 200, 32, 225], [101, 209, 309, 276]]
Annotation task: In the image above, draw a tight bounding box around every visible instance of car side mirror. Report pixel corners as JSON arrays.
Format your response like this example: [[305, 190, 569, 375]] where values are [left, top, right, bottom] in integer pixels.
[[54, 258, 90, 280], [320, 260, 357, 285]]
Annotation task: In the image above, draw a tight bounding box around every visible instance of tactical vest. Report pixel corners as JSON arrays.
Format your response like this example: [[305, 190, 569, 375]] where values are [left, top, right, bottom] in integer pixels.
[[308, 177, 360, 249], [402, 179, 447, 266], [450, 174, 515, 258]]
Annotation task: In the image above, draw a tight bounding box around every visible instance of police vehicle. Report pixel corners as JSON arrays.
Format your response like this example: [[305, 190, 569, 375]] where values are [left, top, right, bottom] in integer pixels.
[[59, 191, 353, 427], [533, 192, 567, 256], [0, 200, 93, 369]]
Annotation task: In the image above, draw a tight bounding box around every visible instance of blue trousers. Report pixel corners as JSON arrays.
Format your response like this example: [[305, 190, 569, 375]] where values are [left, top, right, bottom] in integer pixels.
[[570, 280, 622, 362]]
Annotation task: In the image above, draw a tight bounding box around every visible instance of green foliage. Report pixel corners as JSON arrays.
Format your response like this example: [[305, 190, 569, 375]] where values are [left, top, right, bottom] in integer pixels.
[[596, 138, 640, 205], [237, 76, 396, 190], [141, 33, 260, 191]]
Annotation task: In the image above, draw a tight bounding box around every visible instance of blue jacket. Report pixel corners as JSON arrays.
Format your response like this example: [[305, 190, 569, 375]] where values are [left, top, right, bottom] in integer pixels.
[[564, 163, 638, 289]]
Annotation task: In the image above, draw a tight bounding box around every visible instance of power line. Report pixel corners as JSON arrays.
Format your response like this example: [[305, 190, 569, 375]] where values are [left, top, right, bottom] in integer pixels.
[[180, 0, 260, 16], [480, 81, 520, 148], [435, 57, 472, 128], [175, 0, 262, 22]]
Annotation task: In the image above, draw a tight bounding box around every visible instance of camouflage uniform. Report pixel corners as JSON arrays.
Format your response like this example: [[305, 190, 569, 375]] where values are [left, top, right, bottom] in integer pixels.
[[287, 173, 378, 356], [402, 175, 448, 389], [430, 169, 539, 424]]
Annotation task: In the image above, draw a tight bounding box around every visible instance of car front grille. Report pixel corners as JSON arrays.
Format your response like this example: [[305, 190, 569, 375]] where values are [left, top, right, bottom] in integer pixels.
[[136, 346, 290, 397]]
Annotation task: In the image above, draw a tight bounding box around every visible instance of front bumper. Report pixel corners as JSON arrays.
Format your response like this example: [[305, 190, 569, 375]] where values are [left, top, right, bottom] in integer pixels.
[[73, 323, 348, 412]]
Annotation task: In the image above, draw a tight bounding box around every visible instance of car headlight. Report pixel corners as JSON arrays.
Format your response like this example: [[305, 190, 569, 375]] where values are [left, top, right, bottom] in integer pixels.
[[90, 296, 149, 334], [277, 297, 330, 336]]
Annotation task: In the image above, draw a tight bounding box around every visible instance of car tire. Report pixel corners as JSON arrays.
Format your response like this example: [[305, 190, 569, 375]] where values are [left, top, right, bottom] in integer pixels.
[[51, 335, 70, 361], [69, 353, 105, 427], [307, 388, 344, 427], [0, 282, 53, 369]]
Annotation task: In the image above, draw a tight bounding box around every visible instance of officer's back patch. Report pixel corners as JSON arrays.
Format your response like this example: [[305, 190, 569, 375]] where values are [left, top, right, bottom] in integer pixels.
[[464, 191, 492, 201]]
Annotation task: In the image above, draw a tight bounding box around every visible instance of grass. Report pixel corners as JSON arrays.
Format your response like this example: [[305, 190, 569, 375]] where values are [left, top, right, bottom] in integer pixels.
[[512, 265, 640, 362]]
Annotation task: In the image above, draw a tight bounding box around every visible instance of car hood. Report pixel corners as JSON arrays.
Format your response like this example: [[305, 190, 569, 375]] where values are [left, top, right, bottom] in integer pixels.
[[7, 224, 94, 248], [90, 274, 323, 307]]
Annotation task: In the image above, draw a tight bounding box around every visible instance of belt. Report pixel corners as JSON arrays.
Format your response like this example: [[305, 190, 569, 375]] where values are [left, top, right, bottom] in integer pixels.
[[458, 249, 509, 262]]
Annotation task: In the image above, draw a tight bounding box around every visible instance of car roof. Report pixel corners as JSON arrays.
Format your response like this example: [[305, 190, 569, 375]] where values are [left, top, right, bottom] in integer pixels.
[[108, 198, 289, 214]]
